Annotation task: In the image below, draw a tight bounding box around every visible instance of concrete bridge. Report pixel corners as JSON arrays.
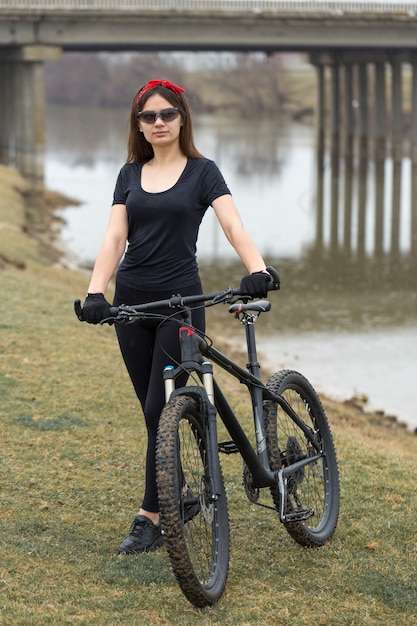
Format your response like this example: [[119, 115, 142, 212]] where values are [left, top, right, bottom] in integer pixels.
[[1, 0, 417, 185], [1, 1, 417, 52]]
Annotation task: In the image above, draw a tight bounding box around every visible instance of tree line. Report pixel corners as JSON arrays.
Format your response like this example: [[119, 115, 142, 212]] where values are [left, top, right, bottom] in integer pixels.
[[45, 52, 314, 118]]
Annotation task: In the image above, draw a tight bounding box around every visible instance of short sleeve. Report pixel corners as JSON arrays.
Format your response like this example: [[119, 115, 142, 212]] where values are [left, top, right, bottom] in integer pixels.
[[112, 166, 129, 205], [200, 160, 231, 206]]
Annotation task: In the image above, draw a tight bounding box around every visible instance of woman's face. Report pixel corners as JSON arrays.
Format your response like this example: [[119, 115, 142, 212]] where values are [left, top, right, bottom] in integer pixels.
[[138, 93, 183, 149]]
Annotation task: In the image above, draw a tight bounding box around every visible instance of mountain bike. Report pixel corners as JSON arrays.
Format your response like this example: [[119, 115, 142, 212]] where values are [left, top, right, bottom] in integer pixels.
[[74, 267, 339, 607]]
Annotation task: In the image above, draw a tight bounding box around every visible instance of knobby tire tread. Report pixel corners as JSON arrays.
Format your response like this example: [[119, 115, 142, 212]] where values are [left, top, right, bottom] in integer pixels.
[[156, 394, 229, 607]]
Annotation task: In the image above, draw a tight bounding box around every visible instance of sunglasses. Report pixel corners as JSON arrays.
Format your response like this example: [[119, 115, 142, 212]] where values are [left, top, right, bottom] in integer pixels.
[[137, 107, 180, 124]]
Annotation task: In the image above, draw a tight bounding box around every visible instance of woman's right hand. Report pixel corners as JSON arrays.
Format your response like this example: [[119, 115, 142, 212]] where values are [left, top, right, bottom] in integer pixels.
[[81, 293, 112, 324]]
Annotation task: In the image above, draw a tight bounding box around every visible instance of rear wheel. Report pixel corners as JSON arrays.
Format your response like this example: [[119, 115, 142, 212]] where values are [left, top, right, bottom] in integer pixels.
[[156, 394, 229, 607], [264, 370, 339, 546]]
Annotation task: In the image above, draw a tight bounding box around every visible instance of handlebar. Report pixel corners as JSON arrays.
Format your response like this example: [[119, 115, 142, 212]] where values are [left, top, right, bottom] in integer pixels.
[[74, 265, 280, 324]]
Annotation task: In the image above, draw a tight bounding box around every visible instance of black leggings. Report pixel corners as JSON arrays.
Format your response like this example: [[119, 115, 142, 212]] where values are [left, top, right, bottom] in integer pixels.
[[113, 280, 206, 513]]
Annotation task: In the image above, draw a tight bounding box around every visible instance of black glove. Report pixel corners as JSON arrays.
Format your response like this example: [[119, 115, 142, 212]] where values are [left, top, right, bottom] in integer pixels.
[[239, 271, 270, 299], [81, 293, 112, 324]]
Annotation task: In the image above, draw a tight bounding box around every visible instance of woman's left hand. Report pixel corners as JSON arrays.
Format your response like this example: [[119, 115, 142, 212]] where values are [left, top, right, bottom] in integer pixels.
[[239, 272, 270, 298]]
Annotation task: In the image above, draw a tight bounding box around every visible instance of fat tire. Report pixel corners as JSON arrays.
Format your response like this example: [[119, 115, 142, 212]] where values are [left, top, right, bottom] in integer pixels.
[[156, 394, 229, 607], [264, 370, 339, 547]]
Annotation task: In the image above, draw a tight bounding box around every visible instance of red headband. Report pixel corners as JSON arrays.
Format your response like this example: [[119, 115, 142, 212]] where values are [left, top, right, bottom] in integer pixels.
[[135, 80, 186, 107]]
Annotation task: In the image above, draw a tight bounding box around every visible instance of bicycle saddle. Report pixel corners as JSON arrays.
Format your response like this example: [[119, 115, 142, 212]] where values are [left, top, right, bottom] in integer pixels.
[[228, 300, 271, 314]]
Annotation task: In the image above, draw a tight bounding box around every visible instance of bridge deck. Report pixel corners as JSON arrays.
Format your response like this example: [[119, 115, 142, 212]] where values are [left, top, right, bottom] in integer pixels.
[[1, 1, 417, 51], [0, 1, 416, 15]]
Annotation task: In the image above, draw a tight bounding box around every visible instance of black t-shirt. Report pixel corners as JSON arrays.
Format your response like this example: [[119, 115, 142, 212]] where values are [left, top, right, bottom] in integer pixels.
[[113, 158, 230, 290]]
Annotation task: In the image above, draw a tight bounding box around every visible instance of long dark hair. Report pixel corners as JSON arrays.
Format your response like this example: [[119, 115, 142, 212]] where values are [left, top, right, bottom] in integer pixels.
[[126, 84, 204, 162]]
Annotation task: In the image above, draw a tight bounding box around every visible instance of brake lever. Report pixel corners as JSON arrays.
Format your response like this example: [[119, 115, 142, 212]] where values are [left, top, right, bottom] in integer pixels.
[[100, 316, 116, 326], [212, 288, 234, 305]]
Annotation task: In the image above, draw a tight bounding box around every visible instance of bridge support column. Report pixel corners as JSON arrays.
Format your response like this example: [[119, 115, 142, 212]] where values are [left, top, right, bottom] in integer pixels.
[[315, 62, 325, 250], [374, 61, 387, 257], [343, 62, 354, 254], [356, 62, 369, 257], [0, 45, 61, 187], [411, 53, 417, 255], [391, 54, 403, 163], [374, 61, 387, 161], [330, 60, 341, 251], [0, 61, 15, 166], [390, 53, 406, 257]]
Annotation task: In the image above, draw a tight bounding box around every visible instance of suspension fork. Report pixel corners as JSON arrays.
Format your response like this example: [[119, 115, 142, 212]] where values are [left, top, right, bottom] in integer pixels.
[[163, 326, 223, 498], [200, 360, 223, 499], [180, 326, 219, 494]]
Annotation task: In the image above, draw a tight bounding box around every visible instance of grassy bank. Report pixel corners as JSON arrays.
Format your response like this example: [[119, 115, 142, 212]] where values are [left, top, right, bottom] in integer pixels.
[[1, 165, 416, 625]]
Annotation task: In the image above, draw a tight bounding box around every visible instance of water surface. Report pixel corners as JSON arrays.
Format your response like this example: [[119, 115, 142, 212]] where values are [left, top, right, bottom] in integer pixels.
[[45, 104, 417, 429]]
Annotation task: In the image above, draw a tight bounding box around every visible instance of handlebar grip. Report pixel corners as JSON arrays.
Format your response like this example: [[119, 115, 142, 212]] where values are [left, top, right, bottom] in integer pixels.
[[266, 266, 281, 290], [74, 299, 119, 323], [74, 298, 84, 321]]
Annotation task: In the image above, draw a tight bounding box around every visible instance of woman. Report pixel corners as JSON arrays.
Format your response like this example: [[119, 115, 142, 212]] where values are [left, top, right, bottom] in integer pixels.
[[80, 79, 270, 554]]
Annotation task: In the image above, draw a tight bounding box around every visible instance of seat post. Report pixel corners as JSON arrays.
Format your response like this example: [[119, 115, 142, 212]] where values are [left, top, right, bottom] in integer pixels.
[[244, 316, 261, 379]]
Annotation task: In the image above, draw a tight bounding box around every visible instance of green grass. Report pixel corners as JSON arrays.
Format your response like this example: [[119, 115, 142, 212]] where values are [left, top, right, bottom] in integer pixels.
[[1, 164, 417, 625]]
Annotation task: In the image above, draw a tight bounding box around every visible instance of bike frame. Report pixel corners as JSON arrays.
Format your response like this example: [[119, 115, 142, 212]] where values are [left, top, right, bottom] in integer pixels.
[[162, 304, 324, 505]]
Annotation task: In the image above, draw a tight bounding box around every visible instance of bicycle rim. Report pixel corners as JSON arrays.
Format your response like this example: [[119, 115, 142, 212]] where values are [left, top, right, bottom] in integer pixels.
[[265, 370, 340, 546], [156, 394, 229, 607]]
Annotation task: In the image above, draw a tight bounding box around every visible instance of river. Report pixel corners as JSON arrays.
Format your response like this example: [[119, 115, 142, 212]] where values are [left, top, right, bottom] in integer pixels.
[[45, 104, 417, 430]]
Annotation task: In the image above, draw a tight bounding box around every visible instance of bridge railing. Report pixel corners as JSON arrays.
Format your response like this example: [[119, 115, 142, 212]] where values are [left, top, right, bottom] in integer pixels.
[[0, 0, 416, 16]]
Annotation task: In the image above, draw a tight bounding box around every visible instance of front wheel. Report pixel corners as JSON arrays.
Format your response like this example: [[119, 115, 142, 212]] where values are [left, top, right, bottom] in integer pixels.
[[264, 370, 340, 547], [156, 394, 229, 607]]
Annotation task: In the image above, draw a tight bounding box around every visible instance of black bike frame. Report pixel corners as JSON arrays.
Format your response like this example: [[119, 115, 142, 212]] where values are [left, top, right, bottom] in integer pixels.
[[167, 308, 323, 492]]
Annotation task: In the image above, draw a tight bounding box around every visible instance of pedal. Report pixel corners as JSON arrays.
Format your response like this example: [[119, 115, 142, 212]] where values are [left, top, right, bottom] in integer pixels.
[[218, 441, 239, 454], [284, 508, 315, 523]]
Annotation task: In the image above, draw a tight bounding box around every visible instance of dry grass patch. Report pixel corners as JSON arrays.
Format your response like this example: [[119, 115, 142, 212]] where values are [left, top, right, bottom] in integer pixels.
[[0, 168, 416, 624]]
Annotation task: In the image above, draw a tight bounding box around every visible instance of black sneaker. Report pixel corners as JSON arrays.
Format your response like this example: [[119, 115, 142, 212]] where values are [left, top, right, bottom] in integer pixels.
[[118, 515, 164, 554]]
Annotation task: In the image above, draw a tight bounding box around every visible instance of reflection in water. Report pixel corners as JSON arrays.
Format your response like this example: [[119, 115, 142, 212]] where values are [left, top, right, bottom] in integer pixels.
[[317, 144, 416, 262], [200, 252, 416, 333], [374, 155, 384, 256], [45, 104, 417, 427]]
